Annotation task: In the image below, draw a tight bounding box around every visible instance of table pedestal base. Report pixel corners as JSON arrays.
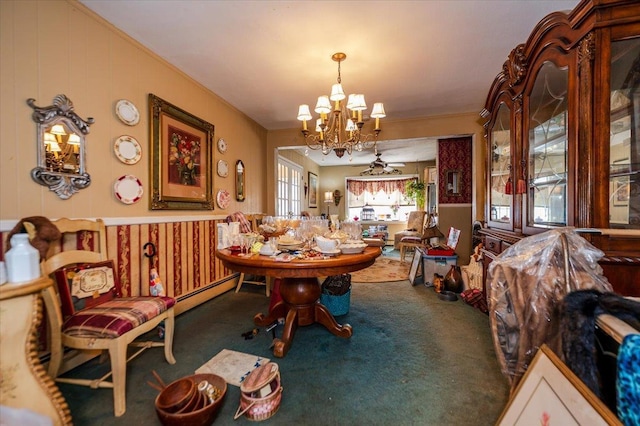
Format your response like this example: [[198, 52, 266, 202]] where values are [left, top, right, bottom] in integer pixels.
[[254, 277, 352, 357]]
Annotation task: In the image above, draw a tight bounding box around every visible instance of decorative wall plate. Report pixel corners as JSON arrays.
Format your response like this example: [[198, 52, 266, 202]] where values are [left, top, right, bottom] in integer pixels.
[[115, 99, 140, 126], [217, 138, 228, 153], [113, 135, 142, 165], [114, 175, 143, 204], [217, 160, 229, 177], [216, 189, 231, 209]]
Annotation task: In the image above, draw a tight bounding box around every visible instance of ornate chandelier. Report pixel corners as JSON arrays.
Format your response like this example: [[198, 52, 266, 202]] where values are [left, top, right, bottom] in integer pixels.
[[297, 52, 386, 159]]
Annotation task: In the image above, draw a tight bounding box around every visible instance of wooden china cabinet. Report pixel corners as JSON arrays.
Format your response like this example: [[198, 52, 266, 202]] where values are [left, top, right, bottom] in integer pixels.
[[480, 0, 640, 297]]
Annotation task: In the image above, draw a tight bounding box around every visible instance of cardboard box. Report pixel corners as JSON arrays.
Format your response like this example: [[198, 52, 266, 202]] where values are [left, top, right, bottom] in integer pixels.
[[423, 254, 457, 285]]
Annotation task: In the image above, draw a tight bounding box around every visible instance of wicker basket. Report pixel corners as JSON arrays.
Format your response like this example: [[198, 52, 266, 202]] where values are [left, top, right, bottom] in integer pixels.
[[234, 362, 283, 421]]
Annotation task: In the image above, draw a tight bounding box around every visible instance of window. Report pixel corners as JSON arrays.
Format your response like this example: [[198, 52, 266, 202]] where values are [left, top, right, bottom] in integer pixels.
[[276, 156, 303, 217], [346, 177, 417, 221]]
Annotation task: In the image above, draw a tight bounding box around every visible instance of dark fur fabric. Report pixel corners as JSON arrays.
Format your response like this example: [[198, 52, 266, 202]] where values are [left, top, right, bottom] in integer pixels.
[[6, 216, 61, 259], [560, 290, 640, 398]]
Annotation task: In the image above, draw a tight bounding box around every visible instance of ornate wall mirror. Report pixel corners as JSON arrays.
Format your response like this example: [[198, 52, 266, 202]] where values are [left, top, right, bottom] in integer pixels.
[[28, 94, 94, 199], [236, 160, 245, 201], [446, 170, 461, 195]]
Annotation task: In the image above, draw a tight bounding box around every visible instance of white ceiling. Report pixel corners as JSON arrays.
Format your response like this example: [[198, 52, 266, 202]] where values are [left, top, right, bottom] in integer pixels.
[[80, 0, 579, 166]]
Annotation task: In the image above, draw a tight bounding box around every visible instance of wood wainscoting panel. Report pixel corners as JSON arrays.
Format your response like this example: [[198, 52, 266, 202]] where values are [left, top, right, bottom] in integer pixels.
[[105, 219, 235, 300]]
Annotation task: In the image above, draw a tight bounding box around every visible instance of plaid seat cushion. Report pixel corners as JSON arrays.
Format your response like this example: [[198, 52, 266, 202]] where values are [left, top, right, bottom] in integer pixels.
[[62, 296, 175, 338]]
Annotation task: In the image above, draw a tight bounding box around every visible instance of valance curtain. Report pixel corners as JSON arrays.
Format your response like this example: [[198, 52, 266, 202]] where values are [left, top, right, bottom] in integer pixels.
[[347, 178, 416, 197]]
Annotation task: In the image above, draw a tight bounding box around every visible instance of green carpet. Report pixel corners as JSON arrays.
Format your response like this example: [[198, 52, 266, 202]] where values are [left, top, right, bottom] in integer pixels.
[[57, 280, 509, 425]]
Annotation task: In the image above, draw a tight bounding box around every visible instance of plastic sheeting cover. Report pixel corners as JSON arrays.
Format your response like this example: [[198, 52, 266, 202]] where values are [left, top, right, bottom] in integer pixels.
[[487, 228, 613, 389]]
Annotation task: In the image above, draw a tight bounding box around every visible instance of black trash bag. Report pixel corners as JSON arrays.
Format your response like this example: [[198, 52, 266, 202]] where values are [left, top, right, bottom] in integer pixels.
[[322, 274, 351, 296]]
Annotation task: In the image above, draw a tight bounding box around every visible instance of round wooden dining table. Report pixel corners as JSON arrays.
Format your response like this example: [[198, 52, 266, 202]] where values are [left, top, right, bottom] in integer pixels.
[[216, 246, 381, 357]]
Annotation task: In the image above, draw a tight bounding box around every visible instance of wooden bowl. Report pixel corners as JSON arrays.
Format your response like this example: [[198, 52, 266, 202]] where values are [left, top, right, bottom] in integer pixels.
[[155, 377, 196, 413], [155, 374, 227, 426]]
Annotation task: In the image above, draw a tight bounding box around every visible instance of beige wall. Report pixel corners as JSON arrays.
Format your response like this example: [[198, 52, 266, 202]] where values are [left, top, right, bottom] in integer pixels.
[[1, 0, 487, 265], [0, 0, 267, 225]]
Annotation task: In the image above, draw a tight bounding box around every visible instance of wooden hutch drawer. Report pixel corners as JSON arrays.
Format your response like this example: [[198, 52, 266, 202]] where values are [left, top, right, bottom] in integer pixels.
[[484, 236, 502, 254]]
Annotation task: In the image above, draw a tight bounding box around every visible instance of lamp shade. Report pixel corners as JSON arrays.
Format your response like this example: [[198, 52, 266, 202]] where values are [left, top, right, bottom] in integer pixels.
[[330, 83, 346, 101], [346, 94, 357, 110], [44, 132, 57, 144], [371, 103, 386, 118], [315, 96, 331, 114], [324, 191, 334, 203], [349, 94, 367, 111], [49, 141, 62, 152], [297, 104, 312, 121], [67, 134, 81, 145], [50, 124, 66, 135]]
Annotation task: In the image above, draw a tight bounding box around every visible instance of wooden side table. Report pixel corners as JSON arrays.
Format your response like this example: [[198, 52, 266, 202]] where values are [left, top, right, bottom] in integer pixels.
[[0, 277, 71, 425]]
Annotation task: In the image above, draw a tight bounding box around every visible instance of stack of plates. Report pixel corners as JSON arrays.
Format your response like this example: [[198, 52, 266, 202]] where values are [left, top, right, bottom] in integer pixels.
[[277, 238, 303, 250]]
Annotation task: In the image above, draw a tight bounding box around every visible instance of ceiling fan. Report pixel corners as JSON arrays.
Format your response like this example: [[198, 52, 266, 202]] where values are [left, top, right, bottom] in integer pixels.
[[360, 153, 405, 175]]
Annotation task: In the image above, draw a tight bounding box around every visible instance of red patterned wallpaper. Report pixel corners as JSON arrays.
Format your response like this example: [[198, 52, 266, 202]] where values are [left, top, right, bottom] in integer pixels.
[[438, 137, 473, 204]]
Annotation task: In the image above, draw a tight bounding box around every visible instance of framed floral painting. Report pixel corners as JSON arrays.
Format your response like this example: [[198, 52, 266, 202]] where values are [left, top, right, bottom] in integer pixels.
[[149, 94, 214, 210]]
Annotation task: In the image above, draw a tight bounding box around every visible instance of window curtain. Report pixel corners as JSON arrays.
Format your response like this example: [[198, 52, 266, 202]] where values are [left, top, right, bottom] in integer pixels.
[[347, 178, 416, 197]]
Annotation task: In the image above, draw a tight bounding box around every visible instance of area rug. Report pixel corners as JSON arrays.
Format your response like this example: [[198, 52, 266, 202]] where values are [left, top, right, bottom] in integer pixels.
[[195, 349, 270, 386], [349, 257, 409, 283]]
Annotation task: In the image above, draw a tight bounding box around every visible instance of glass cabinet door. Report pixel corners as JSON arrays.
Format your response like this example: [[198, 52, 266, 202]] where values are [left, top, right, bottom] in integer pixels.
[[527, 61, 569, 228], [609, 37, 640, 229], [489, 102, 512, 226]]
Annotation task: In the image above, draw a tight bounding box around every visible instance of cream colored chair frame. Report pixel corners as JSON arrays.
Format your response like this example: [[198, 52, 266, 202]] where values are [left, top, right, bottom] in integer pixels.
[[234, 214, 272, 296], [42, 218, 176, 417]]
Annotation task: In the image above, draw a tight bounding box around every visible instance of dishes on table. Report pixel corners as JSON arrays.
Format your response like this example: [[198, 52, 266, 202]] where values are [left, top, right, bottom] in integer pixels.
[[277, 235, 301, 245], [313, 246, 341, 256], [114, 135, 142, 164], [216, 189, 230, 209], [259, 245, 281, 256], [115, 99, 140, 126], [339, 242, 367, 254], [114, 175, 143, 204]]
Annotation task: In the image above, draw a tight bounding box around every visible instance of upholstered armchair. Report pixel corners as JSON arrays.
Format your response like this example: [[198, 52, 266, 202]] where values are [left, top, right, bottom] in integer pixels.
[[393, 210, 427, 249]]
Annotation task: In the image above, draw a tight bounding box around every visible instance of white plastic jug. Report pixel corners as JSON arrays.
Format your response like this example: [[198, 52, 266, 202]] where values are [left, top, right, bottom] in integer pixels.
[[5, 234, 41, 283]]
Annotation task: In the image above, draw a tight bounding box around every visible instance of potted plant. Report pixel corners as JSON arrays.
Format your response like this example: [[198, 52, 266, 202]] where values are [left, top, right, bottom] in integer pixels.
[[405, 180, 426, 210]]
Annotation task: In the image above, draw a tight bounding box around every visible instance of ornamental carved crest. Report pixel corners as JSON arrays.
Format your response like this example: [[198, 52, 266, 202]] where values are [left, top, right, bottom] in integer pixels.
[[506, 44, 527, 87]]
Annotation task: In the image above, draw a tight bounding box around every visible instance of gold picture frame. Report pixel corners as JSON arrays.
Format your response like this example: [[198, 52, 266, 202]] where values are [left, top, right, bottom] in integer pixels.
[[497, 344, 620, 425], [308, 172, 318, 208], [149, 94, 214, 210]]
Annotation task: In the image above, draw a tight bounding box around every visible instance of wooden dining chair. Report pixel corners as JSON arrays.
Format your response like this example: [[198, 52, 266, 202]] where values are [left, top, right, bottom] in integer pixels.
[[41, 218, 176, 417], [233, 213, 271, 296]]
